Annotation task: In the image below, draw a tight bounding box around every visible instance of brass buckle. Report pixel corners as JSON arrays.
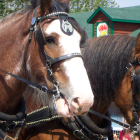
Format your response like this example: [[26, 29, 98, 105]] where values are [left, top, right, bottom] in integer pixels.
[[73, 129, 84, 139]]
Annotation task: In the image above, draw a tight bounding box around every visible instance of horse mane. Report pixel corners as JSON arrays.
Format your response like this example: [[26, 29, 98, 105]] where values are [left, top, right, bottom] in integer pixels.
[[82, 35, 136, 103]]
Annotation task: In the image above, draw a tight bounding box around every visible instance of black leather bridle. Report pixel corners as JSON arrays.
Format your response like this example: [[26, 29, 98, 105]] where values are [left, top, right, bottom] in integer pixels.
[[129, 57, 140, 136], [26, 1, 83, 109]]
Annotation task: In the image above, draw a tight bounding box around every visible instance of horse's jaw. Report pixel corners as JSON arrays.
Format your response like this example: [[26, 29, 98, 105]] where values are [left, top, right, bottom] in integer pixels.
[[56, 97, 72, 117], [54, 58, 94, 118]]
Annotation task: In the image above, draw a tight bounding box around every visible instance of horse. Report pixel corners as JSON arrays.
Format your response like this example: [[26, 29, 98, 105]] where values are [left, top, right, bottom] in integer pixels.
[[18, 33, 140, 140], [0, 0, 94, 139], [81, 33, 140, 138]]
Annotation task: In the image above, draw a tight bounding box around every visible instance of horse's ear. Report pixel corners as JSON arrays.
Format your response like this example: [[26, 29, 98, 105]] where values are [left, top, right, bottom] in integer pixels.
[[58, 0, 69, 5], [135, 32, 140, 54], [40, 0, 52, 15]]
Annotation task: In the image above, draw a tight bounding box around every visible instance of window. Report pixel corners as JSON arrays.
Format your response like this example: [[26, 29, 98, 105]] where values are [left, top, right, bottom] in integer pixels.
[[96, 22, 109, 37]]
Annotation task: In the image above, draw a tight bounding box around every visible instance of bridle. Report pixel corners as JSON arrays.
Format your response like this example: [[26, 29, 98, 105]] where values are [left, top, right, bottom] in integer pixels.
[[0, 1, 84, 139], [26, 0, 83, 109], [129, 57, 140, 136]]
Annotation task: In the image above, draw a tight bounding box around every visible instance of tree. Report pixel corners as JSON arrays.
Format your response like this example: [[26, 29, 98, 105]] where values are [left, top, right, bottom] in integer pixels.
[[0, 0, 119, 18], [0, 1, 5, 17], [0, 0, 30, 18], [69, 0, 119, 13]]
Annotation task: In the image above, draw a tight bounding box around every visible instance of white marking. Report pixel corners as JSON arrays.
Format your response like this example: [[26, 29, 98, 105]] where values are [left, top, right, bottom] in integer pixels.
[[26, 54, 31, 72], [45, 20, 93, 104], [5, 60, 22, 80], [45, 20, 81, 54], [5, 75, 11, 80]]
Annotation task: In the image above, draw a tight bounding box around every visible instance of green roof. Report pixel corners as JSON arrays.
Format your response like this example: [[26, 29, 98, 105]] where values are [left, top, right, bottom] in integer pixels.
[[70, 12, 93, 38], [130, 28, 140, 37], [87, 6, 140, 23], [70, 6, 140, 38]]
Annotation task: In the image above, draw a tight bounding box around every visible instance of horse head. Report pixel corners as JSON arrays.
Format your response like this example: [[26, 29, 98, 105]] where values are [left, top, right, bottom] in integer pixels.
[[21, 0, 94, 117]]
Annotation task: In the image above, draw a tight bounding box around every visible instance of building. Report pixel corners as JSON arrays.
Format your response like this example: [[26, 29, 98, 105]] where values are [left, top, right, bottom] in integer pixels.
[[70, 5, 140, 38]]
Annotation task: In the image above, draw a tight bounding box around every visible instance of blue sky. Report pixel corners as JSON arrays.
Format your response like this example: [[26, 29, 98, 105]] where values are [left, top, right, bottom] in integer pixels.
[[115, 0, 140, 7]]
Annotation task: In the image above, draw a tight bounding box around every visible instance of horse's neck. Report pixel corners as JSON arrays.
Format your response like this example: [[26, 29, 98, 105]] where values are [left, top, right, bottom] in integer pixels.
[[0, 12, 32, 55], [0, 12, 33, 114]]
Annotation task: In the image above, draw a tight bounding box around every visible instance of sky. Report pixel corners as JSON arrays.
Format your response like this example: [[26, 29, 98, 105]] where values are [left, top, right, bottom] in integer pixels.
[[115, 0, 140, 7]]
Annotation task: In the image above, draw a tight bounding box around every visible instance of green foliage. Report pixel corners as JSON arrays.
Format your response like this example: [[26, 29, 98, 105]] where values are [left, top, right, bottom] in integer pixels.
[[0, 0, 119, 18], [69, 0, 119, 13], [0, 0, 30, 18]]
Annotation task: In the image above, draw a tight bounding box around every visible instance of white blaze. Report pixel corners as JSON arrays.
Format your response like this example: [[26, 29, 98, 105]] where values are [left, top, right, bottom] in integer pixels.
[[45, 20, 93, 116]]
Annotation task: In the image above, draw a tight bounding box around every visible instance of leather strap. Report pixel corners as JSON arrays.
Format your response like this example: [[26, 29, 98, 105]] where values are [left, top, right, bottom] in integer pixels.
[[78, 112, 112, 135], [0, 69, 52, 94], [89, 109, 131, 129], [0, 97, 25, 121], [50, 53, 82, 65], [25, 106, 60, 127], [0, 129, 16, 140], [53, 1, 73, 35], [62, 118, 92, 140]]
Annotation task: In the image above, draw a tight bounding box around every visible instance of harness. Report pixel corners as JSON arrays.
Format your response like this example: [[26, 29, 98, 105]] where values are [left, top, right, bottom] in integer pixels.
[[129, 57, 140, 137], [0, 1, 83, 139]]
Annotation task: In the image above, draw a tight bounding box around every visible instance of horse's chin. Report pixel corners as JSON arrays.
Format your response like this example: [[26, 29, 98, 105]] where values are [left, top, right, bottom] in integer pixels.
[[56, 97, 73, 117]]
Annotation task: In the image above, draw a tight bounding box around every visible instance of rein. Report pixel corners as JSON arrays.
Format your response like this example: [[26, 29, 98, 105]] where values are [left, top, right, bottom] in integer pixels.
[[0, 98, 26, 140], [62, 108, 139, 140]]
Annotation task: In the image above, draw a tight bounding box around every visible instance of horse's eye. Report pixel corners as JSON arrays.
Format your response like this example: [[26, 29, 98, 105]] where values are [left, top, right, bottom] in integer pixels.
[[46, 37, 55, 44]]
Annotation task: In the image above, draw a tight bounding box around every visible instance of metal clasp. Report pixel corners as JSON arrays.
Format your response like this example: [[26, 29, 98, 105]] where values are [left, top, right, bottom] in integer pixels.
[[73, 129, 84, 139], [126, 63, 132, 70], [31, 17, 36, 25], [52, 89, 60, 110], [136, 121, 140, 132], [61, 20, 74, 34], [131, 69, 135, 81], [6, 122, 16, 133], [41, 86, 48, 93]]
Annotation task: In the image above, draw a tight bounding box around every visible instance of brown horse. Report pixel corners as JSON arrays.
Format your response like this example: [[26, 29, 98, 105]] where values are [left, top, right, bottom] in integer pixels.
[[81, 33, 140, 138], [83, 34, 139, 127], [0, 0, 94, 139], [18, 33, 140, 140]]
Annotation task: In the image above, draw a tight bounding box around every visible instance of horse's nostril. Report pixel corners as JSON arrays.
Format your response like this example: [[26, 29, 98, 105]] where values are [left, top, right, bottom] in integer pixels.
[[77, 107, 82, 112]]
